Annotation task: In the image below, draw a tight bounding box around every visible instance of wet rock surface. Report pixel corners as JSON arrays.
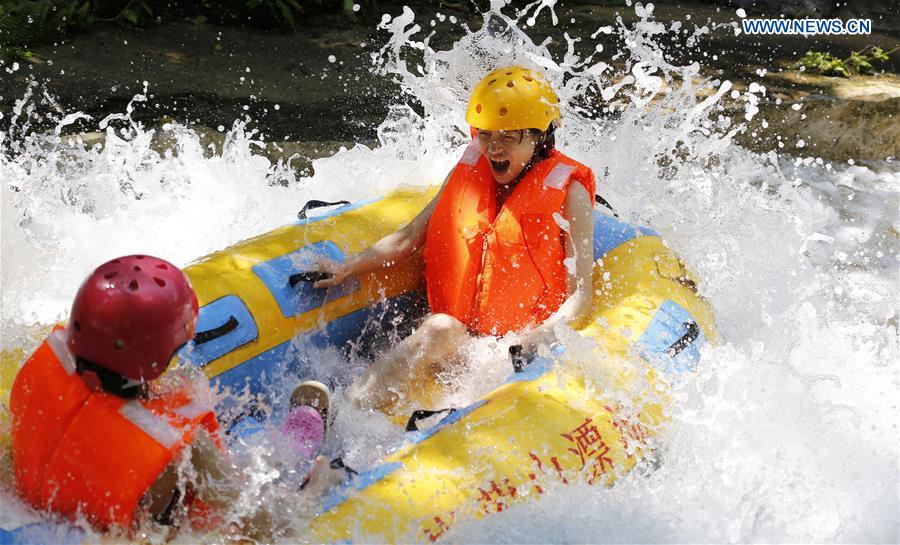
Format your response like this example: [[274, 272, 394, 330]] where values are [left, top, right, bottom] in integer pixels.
[[1, 0, 898, 163]]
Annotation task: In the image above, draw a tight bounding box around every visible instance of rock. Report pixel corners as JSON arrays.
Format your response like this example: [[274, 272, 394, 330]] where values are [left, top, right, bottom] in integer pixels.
[[736, 96, 900, 161]]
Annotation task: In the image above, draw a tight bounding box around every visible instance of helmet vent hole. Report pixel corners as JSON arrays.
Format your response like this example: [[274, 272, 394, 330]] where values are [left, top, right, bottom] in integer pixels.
[[74, 321, 81, 332], [155, 263, 168, 270], [135, 255, 146, 260], [475, 104, 482, 113], [104, 271, 118, 279], [153, 277, 166, 287], [523, 75, 533, 82], [110, 259, 121, 264], [487, 79, 497, 85], [506, 81, 514, 88], [129, 280, 139, 291], [113, 340, 125, 350], [133, 266, 142, 272], [505, 71, 513, 75], [498, 107, 508, 117]]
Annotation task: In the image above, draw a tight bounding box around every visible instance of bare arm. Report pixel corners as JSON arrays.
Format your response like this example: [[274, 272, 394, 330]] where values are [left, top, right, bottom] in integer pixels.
[[314, 172, 453, 288], [140, 430, 242, 529], [143, 431, 333, 540], [561, 181, 595, 323], [520, 182, 595, 345]]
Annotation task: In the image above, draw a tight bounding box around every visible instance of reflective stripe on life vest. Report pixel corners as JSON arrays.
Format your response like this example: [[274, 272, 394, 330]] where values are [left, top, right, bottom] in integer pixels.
[[10, 326, 220, 531], [424, 145, 596, 336]]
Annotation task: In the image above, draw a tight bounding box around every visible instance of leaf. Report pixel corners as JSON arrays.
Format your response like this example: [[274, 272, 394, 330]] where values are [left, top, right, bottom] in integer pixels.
[[828, 63, 849, 78], [845, 51, 874, 74], [870, 47, 889, 62], [122, 8, 138, 26], [275, 0, 294, 27], [77, 1, 92, 24]]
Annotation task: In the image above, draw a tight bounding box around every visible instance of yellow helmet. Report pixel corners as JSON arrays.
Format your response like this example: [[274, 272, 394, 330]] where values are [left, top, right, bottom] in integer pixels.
[[465, 66, 561, 131]]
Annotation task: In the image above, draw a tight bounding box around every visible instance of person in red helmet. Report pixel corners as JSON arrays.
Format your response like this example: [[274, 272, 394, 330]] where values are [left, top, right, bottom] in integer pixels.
[[9, 255, 340, 539]]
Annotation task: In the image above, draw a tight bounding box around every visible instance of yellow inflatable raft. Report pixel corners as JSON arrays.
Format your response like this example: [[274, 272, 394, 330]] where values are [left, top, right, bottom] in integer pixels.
[[0, 186, 718, 543]]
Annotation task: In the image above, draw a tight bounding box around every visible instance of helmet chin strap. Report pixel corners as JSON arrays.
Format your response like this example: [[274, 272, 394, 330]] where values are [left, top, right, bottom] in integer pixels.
[[75, 357, 146, 399]]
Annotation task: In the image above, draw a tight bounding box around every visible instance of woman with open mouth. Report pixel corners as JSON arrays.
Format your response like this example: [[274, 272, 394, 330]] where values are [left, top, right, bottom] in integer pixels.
[[313, 65, 597, 411]]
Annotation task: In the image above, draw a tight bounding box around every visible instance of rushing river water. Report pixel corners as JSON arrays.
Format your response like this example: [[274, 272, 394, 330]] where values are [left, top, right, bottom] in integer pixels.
[[1, 1, 898, 543]]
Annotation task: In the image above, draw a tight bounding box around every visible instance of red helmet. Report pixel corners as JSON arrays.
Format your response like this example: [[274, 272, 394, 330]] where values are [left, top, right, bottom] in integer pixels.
[[67, 255, 198, 382]]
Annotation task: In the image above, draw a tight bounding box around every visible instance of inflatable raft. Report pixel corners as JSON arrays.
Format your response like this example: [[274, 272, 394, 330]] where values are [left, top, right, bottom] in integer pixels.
[[0, 186, 718, 543]]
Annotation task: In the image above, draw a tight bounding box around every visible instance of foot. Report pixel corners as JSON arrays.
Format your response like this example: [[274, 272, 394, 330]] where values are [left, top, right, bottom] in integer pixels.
[[290, 380, 332, 429], [279, 405, 325, 460]]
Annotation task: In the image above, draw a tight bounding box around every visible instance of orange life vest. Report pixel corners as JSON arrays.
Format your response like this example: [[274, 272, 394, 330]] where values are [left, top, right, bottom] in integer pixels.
[[424, 143, 596, 336], [10, 326, 220, 531]]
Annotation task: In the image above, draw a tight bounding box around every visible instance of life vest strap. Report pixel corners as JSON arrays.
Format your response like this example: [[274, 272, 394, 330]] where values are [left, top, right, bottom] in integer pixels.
[[47, 328, 76, 375]]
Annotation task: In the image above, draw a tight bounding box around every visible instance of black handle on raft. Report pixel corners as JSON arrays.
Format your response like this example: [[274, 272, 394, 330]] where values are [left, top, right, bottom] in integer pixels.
[[667, 321, 700, 357], [299, 457, 358, 491], [193, 315, 239, 345], [297, 199, 351, 220], [595, 194, 619, 218], [329, 457, 359, 476], [509, 344, 537, 373], [405, 408, 456, 432], [288, 271, 332, 288]]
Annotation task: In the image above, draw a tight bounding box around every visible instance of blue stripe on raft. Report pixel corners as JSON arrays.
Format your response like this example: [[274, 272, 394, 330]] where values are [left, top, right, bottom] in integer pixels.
[[210, 291, 424, 430], [0, 522, 85, 545], [593, 211, 658, 259], [637, 299, 707, 375], [293, 196, 383, 226], [503, 344, 564, 385], [210, 306, 380, 416], [503, 355, 555, 384], [178, 295, 259, 368], [321, 462, 404, 512], [252, 241, 361, 319], [407, 399, 489, 445]]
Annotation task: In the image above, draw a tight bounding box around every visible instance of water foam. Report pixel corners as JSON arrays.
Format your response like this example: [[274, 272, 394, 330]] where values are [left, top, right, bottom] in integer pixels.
[[1, 0, 897, 542]]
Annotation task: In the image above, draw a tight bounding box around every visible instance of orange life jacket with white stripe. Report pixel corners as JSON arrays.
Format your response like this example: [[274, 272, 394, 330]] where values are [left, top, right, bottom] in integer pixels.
[[10, 326, 220, 531], [424, 143, 596, 336]]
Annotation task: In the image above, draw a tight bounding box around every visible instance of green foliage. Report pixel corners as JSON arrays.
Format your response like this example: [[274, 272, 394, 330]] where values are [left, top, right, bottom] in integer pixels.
[[0, 0, 371, 53], [0, 46, 34, 63], [792, 45, 898, 78], [0, 0, 92, 48], [0, 0, 158, 51], [204, 0, 337, 29], [249, 0, 304, 28]]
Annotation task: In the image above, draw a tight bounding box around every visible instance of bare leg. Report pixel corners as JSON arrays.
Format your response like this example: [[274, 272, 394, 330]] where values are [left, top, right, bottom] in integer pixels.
[[348, 313, 468, 410]]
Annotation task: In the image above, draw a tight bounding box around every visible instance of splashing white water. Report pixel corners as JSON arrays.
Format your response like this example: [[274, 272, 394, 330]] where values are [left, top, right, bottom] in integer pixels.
[[1, 1, 898, 542]]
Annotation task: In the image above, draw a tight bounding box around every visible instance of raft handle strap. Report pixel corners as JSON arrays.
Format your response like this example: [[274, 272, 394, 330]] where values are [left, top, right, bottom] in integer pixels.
[[406, 408, 456, 432], [288, 271, 332, 287], [194, 315, 239, 345], [297, 199, 351, 220], [667, 321, 700, 357], [509, 344, 537, 373], [595, 193, 619, 218], [329, 457, 359, 476], [299, 457, 358, 491]]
